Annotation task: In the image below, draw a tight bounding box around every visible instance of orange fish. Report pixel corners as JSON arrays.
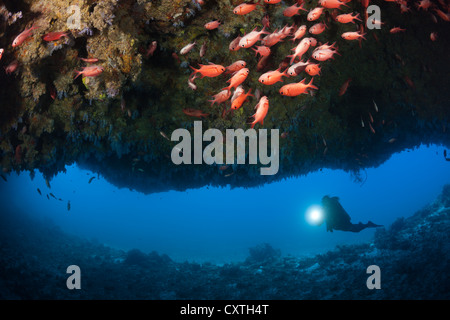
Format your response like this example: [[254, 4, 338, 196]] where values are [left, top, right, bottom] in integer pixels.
[[239, 27, 270, 49], [311, 48, 339, 61], [190, 63, 226, 78], [291, 25, 307, 41], [261, 29, 284, 47], [180, 42, 196, 55], [434, 8, 450, 21], [283, 3, 307, 17], [288, 37, 312, 64], [341, 31, 366, 40], [50, 85, 56, 100], [404, 76, 415, 89], [229, 36, 241, 51], [309, 23, 327, 35], [222, 68, 249, 91], [233, 2, 262, 15], [307, 7, 324, 21], [183, 109, 210, 118], [5, 60, 19, 74], [251, 45, 271, 57], [287, 59, 310, 76], [248, 96, 269, 128], [305, 64, 321, 76], [257, 55, 270, 72], [318, 0, 349, 9], [258, 68, 289, 85], [146, 41, 158, 57], [226, 60, 246, 74], [42, 31, 68, 42], [231, 86, 245, 103], [205, 20, 221, 30], [430, 32, 438, 41], [262, 14, 270, 28], [390, 27, 406, 34], [264, 0, 282, 3], [0, 48, 3, 61], [79, 58, 99, 63], [279, 78, 318, 97], [73, 65, 104, 79], [209, 90, 231, 107], [338, 78, 351, 96], [336, 13, 362, 24], [12, 25, 38, 47], [416, 0, 432, 10], [231, 89, 254, 110]]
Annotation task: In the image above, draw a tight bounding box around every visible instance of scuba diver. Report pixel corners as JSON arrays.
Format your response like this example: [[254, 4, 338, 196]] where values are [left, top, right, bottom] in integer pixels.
[[321, 196, 383, 233]]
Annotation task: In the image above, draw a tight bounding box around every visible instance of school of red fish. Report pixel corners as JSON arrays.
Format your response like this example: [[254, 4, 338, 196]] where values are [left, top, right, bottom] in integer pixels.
[[2, 0, 449, 128], [180, 0, 450, 128]]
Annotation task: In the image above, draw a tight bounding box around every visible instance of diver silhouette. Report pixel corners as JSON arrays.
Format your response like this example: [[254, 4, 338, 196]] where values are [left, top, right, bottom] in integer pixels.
[[321, 196, 383, 232]]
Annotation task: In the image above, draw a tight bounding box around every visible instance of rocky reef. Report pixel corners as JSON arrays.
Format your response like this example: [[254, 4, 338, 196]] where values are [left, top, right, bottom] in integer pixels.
[[0, 0, 449, 193], [1, 184, 449, 299]]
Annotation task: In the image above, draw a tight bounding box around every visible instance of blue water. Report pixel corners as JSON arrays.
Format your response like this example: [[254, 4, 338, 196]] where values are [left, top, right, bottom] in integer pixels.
[[2, 144, 449, 264]]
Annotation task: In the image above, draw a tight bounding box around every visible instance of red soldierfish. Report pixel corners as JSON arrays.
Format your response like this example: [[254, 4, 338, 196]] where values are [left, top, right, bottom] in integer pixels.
[[279, 78, 318, 96], [239, 27, 270, 49], [229, 36, 242, 51], [42, 32, 68, 42], [190, 63, 226, 78], [200, 42, 207, 57], [180, 42, 196, 55], [341, 31, 366, 40], [249, 96, 270, 129], [80, 58, 99, 63], [291, 25, 307, 41], [146, 41, 157, 57], [390, 27, 406, 34], [233, 2, 262, 15], [251, 45, 271, 57], [288, 37, 312, 64], [307, 7, 324, 21], [12, 25, 38, 47], [205, 20, 221, 30], [312, 48, 339, 61], [258, 68, 289, 85], [231, 89, 254, 110], [73, 65, 104, 79], [5, 60, 19, 74], [318, 0, 349, 9], [222, 68, 250, 91], [209, 90, 231, 107], [283, 3, 307, 17], [336, 13, 362, 24], [305, 64, 321, 76], [309, 23, 327, 35], [0, 49, 4, 61], [262, 14, 270, 28], [226, 60, 247, 74], [287, 59, 310, 76], [338, 78, 351, 96], [183, 109, 210, 118]]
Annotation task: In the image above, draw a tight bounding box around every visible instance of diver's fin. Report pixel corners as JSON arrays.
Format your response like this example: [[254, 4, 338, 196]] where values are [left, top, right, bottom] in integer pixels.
[[367, 221, 383, 228]]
